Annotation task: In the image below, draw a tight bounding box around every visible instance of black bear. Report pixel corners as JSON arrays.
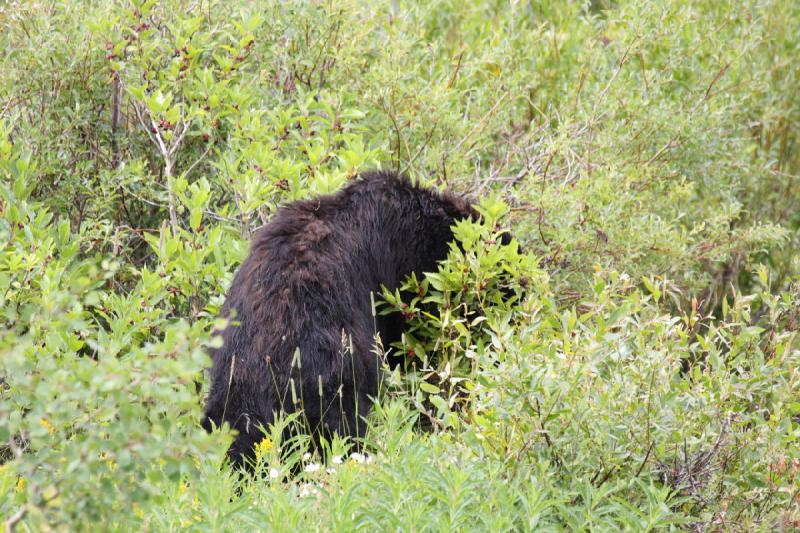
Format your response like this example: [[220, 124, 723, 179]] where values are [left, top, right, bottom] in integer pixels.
[[202, 170, 481, 468]]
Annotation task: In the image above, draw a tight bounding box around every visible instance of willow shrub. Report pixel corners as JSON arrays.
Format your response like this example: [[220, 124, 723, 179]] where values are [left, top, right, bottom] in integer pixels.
[[0, 0, 799, 530]]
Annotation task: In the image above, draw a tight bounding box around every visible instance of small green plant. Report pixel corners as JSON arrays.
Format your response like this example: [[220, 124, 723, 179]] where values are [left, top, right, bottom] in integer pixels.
[[381, 196, 545, 429]]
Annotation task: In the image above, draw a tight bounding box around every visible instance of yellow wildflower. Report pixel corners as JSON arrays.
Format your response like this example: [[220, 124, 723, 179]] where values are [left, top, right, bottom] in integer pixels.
[[39, 417, 55, 434], [255, 436, 273, 459]]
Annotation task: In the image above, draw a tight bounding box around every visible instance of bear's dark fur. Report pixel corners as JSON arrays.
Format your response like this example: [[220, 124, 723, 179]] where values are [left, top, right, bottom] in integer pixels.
[[202, 170, 478, 468]]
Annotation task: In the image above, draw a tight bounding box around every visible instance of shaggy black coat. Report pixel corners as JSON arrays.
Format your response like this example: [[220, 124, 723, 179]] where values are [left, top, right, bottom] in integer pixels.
[[202, 171, 477, 468]]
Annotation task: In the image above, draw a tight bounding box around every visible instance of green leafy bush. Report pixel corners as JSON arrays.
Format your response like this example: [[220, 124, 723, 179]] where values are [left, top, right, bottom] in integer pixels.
[[0, 0, 798, 530], [380, 196, 542, 429]]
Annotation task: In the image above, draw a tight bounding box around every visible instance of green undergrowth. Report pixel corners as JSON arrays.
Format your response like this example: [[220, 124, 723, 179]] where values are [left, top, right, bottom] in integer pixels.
[[0, 0, 798, 530]]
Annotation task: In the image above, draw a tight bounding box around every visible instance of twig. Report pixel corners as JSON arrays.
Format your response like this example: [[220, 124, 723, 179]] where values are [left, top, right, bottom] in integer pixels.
[[401, 124, 438, 175], [645, 139, 679, 166], [132, 101, 192, 234], [183, 141, 213, 181], [590, 43, 634, 121], [441, 90, 510, 168], [703, 63, 730, 101], [447, 51, 464, 89], [168, 119, 190, 158], [635, 442, 655, 477], [594, 464, 618, 488], [5, 505, 27, 533], [132, 102, 158, 147], [110, 73, 122, 170], [646, 62, 730, 167]]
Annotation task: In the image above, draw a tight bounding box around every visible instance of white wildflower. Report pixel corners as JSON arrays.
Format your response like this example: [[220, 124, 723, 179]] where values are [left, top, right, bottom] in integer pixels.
[[349, 452, 365, 463], [299, 482, 317, 498]]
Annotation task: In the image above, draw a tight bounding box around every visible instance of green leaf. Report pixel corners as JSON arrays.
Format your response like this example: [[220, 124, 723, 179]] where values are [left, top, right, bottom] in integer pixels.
[[419, 382, 441, 395]]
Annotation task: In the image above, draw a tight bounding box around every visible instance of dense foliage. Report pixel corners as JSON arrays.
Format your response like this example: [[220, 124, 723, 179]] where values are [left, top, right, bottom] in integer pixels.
[[1, 0, 798, 530]]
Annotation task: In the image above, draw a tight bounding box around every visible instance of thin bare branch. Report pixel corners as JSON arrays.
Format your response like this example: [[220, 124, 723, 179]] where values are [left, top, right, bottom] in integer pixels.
[[5, 505, 27, 533]]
